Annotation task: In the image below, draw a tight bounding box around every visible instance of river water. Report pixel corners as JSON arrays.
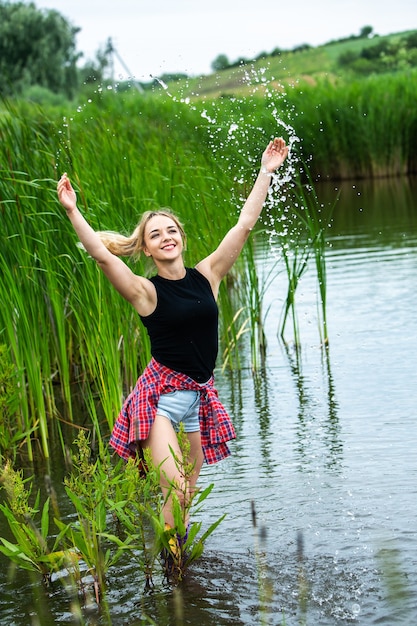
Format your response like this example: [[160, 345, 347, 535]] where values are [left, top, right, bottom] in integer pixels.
[[1, 175, 416, 625]]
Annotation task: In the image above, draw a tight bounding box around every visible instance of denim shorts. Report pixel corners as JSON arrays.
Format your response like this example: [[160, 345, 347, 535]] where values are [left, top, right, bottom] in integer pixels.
[[156, 389, 200, 432]]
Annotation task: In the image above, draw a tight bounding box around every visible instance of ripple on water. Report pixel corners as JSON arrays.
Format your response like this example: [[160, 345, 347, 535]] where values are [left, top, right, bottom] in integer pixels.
[[97, 545, 415, 626]]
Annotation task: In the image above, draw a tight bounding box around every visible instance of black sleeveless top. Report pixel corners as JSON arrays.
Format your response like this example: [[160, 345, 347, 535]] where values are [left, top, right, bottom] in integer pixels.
[[140, 268, 219, 383]]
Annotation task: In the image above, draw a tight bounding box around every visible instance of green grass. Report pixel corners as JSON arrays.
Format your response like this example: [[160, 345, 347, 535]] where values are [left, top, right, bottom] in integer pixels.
[[175, 29, 417, 97]]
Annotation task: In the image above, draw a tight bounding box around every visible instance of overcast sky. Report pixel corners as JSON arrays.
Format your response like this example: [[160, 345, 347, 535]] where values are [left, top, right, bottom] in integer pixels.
[[37, 0, 416, 80]]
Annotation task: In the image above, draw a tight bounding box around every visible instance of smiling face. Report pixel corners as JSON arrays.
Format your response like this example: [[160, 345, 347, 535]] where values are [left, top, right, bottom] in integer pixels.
[[142, 214, 184, 262]]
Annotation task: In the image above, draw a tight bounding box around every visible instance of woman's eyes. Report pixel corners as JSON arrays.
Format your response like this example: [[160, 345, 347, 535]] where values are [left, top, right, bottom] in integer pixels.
[[151, 229, 177, 238]]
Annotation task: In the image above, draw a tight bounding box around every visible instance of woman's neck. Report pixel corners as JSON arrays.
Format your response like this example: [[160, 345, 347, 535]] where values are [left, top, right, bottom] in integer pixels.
[[156, 259, 187, 280]]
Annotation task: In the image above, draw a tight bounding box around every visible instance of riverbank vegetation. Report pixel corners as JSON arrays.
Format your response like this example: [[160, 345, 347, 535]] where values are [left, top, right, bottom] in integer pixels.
[[0, 91, 335, 461], [1, 61, 416, 459], [1, 16, 416, 620], [0, 54, 416, 466]]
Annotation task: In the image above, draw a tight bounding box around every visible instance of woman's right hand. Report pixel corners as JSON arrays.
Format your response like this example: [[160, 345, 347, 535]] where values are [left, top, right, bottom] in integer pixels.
[[57, 173, 77, 213]]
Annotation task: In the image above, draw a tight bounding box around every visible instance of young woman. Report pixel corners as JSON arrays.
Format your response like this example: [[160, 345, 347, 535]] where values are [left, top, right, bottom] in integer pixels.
[[57, 137, 288, 550]]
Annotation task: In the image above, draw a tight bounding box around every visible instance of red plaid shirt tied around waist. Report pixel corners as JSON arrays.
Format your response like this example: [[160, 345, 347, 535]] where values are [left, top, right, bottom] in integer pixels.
[[109, 358, 236, 465]]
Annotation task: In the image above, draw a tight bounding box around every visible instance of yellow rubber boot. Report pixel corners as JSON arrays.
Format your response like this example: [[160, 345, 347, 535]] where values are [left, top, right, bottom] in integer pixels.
[[164, 523, 180, 557]]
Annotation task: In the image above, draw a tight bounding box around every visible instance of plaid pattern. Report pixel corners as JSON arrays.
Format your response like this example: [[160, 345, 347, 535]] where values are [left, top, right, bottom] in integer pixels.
[[109, 358, 236, 465]]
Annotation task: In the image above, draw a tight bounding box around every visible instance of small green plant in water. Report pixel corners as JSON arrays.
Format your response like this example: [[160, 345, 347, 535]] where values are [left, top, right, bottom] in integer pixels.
[[0, 462, 75, 584], [106, 449, 163, 591], [0, 427, 226, 609], [56, 429, 132, 603]]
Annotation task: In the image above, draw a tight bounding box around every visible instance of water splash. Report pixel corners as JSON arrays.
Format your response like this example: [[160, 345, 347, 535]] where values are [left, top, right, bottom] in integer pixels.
[[56, 65, 307, 256], [193, 65, 305, 257], [151, 75, 171, 96]]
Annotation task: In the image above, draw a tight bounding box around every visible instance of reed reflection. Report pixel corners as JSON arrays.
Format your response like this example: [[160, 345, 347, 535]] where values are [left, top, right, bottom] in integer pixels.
[[282, 342, 342, 472], [252, 368, 274, 473]]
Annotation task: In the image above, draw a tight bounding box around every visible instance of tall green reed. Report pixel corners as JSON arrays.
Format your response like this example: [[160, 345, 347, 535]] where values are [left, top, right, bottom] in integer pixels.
[[0, 344, 26, 460], [0, 90, 329, 460], [291, 175, 336, 346], [285, 69, 417, 180], [0, 95, 234, 433], [222, 240, 283, 371], [279, 239, 310, 348]]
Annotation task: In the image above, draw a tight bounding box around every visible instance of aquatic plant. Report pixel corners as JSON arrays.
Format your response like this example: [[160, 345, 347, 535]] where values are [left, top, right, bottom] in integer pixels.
[[279, 240, 309, 348], [0, 462, 73, 584], [290, 175, 336, 346], [0, 344, 27, 461], [113, 424, 227, 584], [104, 448, 164, 591], [55, 430, 133, 602], [0, 424, 226, 612]]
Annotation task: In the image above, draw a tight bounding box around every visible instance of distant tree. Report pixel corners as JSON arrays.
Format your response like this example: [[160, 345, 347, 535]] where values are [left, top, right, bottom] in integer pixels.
[[405, 32, 417, 49], [292, 43, 312, 53], [338, 50, 359, 66], [337, 31, 417, 74], [361, 39, 391, 60], [229, 56, 249, 69], [211, 54, 230, 72], [78, 60, 104, 87], [255, 51, 268, 61], [0, 1, 81, 98], [359, 25, 373, 39], [158, 72, 188, 83]]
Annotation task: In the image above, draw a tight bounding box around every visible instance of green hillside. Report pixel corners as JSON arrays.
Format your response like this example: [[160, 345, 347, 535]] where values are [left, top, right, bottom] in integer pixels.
[[171, 29, 417, 98]]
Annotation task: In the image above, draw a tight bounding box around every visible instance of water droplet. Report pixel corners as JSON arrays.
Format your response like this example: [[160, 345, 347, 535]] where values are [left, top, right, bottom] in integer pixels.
[[351, 603, 360, 616]]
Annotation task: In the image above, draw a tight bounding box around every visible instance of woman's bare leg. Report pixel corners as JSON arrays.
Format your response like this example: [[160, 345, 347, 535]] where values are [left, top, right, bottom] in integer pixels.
[[143, 414, 204, 528], [187, 430, 204, 492]]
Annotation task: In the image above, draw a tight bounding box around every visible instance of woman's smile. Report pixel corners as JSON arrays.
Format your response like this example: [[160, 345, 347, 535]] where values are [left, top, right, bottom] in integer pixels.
[[143, 215, 184, 259]]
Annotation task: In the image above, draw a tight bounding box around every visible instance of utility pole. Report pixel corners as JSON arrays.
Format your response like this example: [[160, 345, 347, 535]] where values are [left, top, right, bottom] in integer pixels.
[[106, 38, 144, 93]]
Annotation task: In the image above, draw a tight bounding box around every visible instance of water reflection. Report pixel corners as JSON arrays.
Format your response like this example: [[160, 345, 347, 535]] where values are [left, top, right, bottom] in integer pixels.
[[321, 346, 342, 470], [321, 174, 417, 243], [252, 369, 274, 472], [280, 341, 342, 472]]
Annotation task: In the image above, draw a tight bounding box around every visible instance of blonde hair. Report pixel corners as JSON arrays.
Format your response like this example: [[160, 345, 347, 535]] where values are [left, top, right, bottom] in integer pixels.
[[96, 209, 186, 260]]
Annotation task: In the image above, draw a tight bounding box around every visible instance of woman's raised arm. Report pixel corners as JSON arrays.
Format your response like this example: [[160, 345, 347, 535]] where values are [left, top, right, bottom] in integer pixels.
[[57, 174, 154, 312], [196, 137, 289, 297]]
